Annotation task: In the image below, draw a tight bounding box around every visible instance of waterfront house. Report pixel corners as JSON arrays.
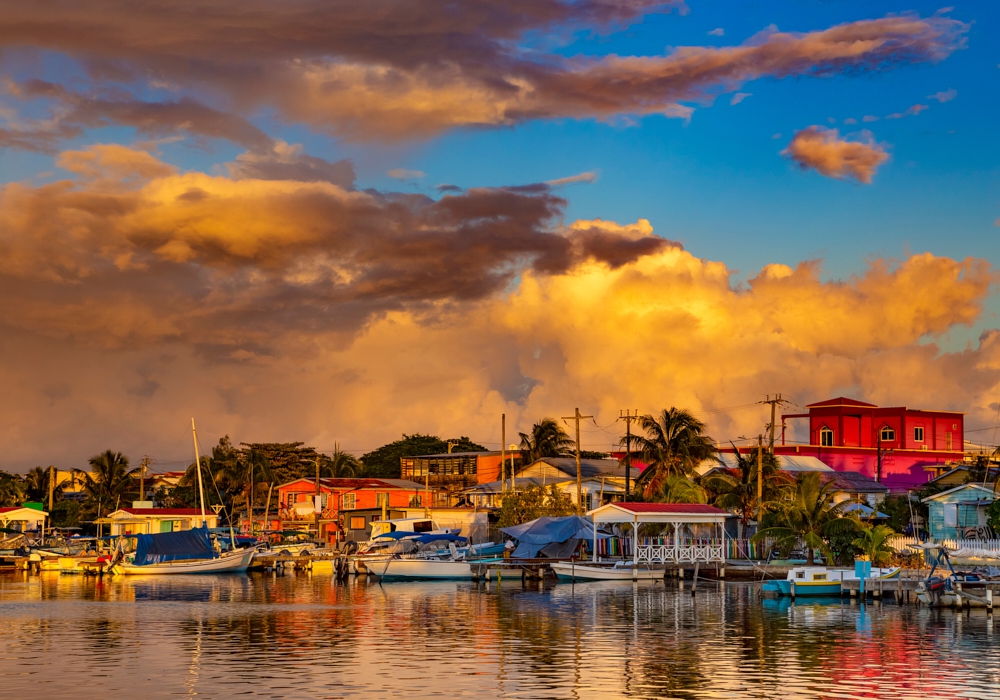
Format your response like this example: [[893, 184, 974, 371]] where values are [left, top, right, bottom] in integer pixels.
[[101, 507, 219, 536], [400, 451, 508, 503], [922, 483, 997, 541], [274, 477, 427, 542], [0, 506, 48, 532], [774, 396, 965, 490]]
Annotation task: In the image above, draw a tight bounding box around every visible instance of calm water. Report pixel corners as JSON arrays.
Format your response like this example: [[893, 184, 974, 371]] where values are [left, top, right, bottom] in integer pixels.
[[1, 572, 1000, 699]]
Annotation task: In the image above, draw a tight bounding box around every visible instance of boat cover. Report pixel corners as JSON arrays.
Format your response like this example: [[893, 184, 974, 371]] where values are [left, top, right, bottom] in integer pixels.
[[500, 516, 605, 559], [132, 528, 215, 565]]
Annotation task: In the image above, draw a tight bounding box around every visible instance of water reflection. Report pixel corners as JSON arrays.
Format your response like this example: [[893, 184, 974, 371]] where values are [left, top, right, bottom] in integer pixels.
[[1, 572, 1000, 698]]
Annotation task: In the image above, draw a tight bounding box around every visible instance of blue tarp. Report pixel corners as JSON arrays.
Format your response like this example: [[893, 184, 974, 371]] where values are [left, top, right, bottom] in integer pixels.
[[373, 531, 420, 540], [412, 533, 466, 545], [500, 516, 606, 559], [132, 528, 215, 566]]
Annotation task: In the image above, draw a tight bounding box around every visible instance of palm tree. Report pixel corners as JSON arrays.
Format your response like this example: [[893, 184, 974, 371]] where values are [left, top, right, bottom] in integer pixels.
[[752, 472, 860, 565], [705, 444, 788, 539], [73, 450, 138, 515], [626, 408, 717, 498], [519, 418, 575, 465], [23, 466, 62, 503], [216, 449, 274, 526], [321, 443, 361, 478], [0, 471, 25, 507], [852, 524, 897, 566], [654, 475, 708, 504]]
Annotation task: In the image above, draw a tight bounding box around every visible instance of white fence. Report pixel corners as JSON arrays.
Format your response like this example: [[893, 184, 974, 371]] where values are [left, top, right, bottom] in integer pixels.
[[888, 536, 1000, 553], [636, 543, 726, 564]]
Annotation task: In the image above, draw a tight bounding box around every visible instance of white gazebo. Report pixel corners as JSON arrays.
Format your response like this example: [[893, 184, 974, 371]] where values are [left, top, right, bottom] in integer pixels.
[[0, 506, 49, 532], [586, 502, 728, 570]]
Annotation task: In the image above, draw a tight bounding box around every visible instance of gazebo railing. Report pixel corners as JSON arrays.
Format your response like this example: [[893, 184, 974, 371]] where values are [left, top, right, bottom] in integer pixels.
[[636, 541, 725, 564]]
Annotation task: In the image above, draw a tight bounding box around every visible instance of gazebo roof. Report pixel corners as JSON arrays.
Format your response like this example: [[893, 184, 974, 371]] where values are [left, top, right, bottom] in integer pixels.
[[587, 502, 727, 524]]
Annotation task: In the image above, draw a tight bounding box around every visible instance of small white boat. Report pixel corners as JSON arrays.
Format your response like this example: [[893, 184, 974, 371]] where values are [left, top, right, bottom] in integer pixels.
[[551, 561, 665, 581], [113, 547, 256, 575], [375, 557, 476, 580]]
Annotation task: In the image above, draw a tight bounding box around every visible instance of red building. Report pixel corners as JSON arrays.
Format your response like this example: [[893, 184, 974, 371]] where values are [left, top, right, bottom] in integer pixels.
[[272, 477, 428, 542], [779, 397, 964, 490]]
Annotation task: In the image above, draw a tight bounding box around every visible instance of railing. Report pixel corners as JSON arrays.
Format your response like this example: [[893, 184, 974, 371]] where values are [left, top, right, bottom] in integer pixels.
[[888, 536, 1000, 553], [636, 542, 725, 564]]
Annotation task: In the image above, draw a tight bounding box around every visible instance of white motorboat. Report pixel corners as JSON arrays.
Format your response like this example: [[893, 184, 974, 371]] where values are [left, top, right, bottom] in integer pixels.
[[551, 561, 666, 581], [376, 557, 479, 580], [113, 547, 256, 575]]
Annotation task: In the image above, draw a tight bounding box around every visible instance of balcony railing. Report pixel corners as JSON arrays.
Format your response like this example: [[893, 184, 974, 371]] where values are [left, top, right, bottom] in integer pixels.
[[636, 543, 725, 564]]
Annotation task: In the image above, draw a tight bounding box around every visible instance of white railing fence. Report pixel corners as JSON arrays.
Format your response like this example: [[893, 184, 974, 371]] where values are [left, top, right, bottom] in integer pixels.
[[636, 543, 725, 564], [888, 536, 1000, 553]]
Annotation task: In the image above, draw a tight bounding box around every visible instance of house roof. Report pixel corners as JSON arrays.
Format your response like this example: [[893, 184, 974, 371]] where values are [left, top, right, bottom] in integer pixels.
[[521, 457, 639, 479], [807, 397, 877, 409], [822, 470, 889, 493], [588, 501, 728, 524], [610, 502, 728, 515], [926, 464, 1000, 485], [403, 451, 500, 458], [922, 482, 998, 503], [703, 454, 833, 475], [0, 506, 49, 517], [462, 476, 625, 495]]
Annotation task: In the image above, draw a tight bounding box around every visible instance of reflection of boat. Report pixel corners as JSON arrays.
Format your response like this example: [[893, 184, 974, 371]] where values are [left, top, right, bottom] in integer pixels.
[[551, 561, 665, 581], [762, 564, 900, 596]]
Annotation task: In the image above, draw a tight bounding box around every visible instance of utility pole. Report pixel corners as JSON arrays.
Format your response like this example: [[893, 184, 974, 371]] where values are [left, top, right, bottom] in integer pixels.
[[139, 456, 150, 502], [500, 414, 506, 494], [756, 434, 764, 524], [618, 410, 640, 501], [47, 465, 56, 512], [562, 408, 594, 514], [758, 394, 789, 453]]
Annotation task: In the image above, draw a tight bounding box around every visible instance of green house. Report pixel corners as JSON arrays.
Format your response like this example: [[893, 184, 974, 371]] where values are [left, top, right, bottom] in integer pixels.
[[922, 483, 996, 541]]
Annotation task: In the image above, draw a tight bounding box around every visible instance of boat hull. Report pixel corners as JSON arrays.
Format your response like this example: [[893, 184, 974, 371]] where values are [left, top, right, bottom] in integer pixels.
[[377, 558, 487, 580], [115, 548, 255, 575], [770, 580, 843, 596], [551, 562, 664, 581]]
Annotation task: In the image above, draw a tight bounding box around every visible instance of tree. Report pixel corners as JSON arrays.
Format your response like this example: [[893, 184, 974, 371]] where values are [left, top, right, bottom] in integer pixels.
[[704, 445, 787, 539], [851, 524, 897, 566], [519, 418, 575, 465], [73, 450, 138, 515], [360, 434, 486, 478], [627, 408, 717, 498], [752, 472, 860, 565], [497, 485, 576, 528], [23, 466, 63, 503], [0, 471, 25, 507], [238, 442, 323, 484], [652, 475, 708, 504], [322, 443, 361, 478]]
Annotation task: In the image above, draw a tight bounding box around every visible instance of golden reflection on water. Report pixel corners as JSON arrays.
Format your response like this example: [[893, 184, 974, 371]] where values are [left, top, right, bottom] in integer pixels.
[[1, 572, 999, 699]]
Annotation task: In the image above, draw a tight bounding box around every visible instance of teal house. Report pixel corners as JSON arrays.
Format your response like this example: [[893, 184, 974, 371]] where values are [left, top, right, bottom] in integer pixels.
[[922, 483, 997, 541]]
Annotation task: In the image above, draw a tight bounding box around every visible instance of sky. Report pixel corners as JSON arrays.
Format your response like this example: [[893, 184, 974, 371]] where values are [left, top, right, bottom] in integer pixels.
[[0, 1, 998, 472]]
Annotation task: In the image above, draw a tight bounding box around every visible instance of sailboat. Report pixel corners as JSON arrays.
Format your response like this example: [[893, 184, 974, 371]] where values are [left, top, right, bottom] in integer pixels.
[[110, 419, 255, 575]]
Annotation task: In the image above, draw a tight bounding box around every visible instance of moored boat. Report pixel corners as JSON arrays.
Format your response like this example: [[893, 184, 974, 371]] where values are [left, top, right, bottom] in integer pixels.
[[551, 561, 666, 581], [762, 564, 900, 596]]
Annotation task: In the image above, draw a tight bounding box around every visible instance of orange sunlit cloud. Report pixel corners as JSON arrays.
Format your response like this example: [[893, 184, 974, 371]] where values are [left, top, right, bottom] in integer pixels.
[[783, 126, 890, 183]]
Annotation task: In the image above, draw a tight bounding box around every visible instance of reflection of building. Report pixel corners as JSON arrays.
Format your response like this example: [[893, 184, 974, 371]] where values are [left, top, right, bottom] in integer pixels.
[[101, 507, 219, 536], [274, 477, 427, 541], [463, 457, 640, 511], [777, 397, 964, 490], [923, 483, 997, 540], [400, 451, 507, 502]]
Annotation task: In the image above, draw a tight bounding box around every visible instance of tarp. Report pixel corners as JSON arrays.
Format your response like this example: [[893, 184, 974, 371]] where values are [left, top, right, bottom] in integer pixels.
[[500, 516, 607, 559], [132, 528, 215, 566]]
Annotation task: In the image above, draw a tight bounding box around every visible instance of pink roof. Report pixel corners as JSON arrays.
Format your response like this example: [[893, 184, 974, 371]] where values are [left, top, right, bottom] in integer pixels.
[[807, 397, 877, 408], [612, 502, 728, 515], [120, 508, 210, 516]]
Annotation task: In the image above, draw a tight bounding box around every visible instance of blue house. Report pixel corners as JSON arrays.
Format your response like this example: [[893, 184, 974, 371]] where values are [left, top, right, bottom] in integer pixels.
[[922, 483, 997, 541]]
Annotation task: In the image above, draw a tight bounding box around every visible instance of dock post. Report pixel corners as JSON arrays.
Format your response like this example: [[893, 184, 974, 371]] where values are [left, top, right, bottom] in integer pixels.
[[691, 561, 699, 596], [719, 565, 725, 580], [897, 577, 902, 605], [790, 580, 795, 600], [987, 588, 993, 611]]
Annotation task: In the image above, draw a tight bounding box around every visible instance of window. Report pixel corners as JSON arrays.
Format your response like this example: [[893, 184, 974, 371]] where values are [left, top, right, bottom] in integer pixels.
[[376, 492, 389, 508], [914, 426, 925, 442], [349, 516, 366, 530], [342, 493, 356, 510], [957, 504, 980, 528], [819, 426, 834, 447], [879, 425, 895, 442]]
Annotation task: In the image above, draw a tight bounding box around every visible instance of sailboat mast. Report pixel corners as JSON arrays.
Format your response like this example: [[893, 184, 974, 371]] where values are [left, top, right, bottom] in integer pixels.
[[191, 418, 207, 527]]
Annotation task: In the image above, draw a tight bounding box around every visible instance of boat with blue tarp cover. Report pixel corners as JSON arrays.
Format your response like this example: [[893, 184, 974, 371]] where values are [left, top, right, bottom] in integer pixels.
[[111, 527, 255, 574]]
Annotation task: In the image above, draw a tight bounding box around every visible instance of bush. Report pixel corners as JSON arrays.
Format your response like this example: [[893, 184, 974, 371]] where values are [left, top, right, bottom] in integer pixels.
[[497, 485, 576, 528]]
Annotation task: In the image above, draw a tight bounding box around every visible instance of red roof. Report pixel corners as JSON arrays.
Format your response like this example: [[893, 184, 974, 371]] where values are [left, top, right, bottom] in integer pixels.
[[612, 503, 728, 515], [119, 508, 210, 516], [280, 477, 419, 490], [806, 397, 877, 409]]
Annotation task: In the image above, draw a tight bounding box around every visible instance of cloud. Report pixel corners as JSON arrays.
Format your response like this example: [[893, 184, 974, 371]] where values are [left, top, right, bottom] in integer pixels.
[[546, 171, 598, 186], [434, 184, 463, 193], [927, 88, 957, 103], [862, 115, 880, 122], [783, 126, 889, 183], [729, 92, 751, 105], [844, 117, 857, 125], [226, 141, 355, 188], [0, 8, 968, 140], [708, 28, 724, 36], [886, 103, 929, 119], [387, 168, 426, 181]]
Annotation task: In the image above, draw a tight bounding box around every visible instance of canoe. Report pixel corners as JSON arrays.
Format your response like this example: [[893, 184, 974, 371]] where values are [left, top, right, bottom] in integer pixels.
[[551, 561, 665, 581]]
